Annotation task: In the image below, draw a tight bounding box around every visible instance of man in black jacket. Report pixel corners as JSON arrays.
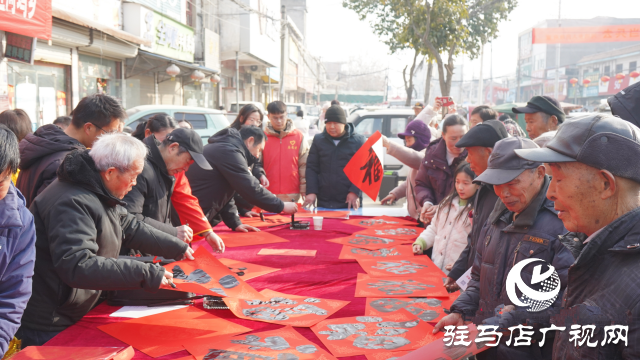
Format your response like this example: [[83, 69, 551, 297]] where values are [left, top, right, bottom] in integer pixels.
[[18, 133, 193, 347], [17, 94, 125, 207], [124, 128, 225, 252], [445, 120, 508, 291], [303, 105, 366, 209], [516, 115, 640, 360], [186, 126, 298, 232]]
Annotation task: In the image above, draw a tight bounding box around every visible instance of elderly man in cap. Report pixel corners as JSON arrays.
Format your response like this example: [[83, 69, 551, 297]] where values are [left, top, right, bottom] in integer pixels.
[[513, 95, 565, 140], [444, 120, 509, 291], [434, 136, 574, 360], [411, 101, 425, 119], [516, 114, 640, 360]]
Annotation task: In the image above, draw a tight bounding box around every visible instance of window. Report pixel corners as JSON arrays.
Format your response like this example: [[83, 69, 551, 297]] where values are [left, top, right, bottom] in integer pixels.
[[604, 65, 611, 76], [175, 113, 207, 129], [615, 63, 623, 74], [389, 117, 409, 138], [127, 112, 166, 130], [631, 61, 637, 73], [354, 117, 383, 137], [210, 114, 230, 132]]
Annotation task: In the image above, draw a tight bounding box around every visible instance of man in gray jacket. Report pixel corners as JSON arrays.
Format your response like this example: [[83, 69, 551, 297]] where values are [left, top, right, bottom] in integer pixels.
[[18, 133, 194, 346], [434, 137, 574, 360]]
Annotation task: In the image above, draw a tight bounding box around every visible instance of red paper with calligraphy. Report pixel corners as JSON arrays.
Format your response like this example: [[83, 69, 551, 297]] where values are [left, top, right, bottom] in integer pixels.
[[330, 234, 401, 250], [338, 244, 415, 260], [311, 312, 442, 357], [344, 131, 385, 200], [184, 326, 338, 360], [355, 226, 420, 242], [356, 257, 447, 278], [218, 258, 280, 280], [162, 247, 264, 299], [343, 216, 416, 228], [355, 273, 449, 298], [365, 294, 459, 324], [395, 324, 488, 360], [0, 0, 52, 40], [223, 289, 350, 327]]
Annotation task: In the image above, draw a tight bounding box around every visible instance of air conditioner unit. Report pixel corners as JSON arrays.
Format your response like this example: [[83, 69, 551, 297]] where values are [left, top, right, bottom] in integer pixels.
[[250, 65, 259, 72]]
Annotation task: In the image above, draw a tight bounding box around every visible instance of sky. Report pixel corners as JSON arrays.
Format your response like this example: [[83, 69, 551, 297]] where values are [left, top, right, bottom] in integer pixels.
[[305, 0, 640, 98]]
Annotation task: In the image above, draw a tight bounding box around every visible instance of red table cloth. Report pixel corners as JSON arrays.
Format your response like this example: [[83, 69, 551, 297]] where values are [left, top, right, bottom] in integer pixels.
[[44, 216, 405, 360]]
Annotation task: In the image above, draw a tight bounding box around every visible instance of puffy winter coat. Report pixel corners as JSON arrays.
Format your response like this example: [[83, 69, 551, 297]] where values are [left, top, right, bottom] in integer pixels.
[[16, 124, 84, 207], [447, 184, 500, 281], [123, 136, 177, 237], [262, 119, 310, 201], [306, 123, 366, 208], [0, 184, 35, 354], [552, 207, 640, 360], [414, 138, 467, 207], [414, 196, 472, 274], [186, 128, 284, 230], [449, 176, 574, 360], [22, 150, 188, 332], [386, 141, 424, 220]]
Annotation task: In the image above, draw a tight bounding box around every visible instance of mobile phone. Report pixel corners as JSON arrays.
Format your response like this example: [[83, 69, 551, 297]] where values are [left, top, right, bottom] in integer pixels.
[[436, 97, 454, 107]]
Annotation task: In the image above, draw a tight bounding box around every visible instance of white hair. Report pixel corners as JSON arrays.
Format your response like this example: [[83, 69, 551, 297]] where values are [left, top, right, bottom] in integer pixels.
[[90, 133, 148, 172]]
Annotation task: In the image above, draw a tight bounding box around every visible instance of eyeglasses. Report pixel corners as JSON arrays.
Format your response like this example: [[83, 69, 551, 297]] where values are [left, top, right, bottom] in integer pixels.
[[93, 124, 117, 135]]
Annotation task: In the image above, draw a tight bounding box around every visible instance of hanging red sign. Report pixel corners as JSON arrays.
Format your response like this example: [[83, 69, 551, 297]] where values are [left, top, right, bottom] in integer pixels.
[[0, 0, 52, 40], [344, 131, 385, 201]]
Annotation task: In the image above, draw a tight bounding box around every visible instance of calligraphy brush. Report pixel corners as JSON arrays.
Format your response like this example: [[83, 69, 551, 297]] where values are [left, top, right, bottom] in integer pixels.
[[260, 211, 265, 222]]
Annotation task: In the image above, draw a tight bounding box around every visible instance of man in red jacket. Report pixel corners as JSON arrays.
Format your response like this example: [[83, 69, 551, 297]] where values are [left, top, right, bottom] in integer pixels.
[[262, 101, 310, 202]]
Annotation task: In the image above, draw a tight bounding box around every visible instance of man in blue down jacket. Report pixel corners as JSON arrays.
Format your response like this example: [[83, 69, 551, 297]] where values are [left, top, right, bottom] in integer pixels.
[[0, 126, 35, 356], [303, 105, 366, 209], [517, 114, 640, 360], [434, 137, 574, 360]]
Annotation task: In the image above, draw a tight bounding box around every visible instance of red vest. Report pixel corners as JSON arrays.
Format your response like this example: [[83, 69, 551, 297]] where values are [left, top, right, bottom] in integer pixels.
[[262, 129, 304, 195]]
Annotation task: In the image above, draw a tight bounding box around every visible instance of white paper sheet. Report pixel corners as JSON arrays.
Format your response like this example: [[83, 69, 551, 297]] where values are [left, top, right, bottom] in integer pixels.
[[456, 267, 473, 291], [109, 305, 188, 318]]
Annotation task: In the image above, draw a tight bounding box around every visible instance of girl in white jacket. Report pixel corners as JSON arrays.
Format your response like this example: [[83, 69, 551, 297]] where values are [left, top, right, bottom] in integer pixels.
[[412, 162, 478, 275]]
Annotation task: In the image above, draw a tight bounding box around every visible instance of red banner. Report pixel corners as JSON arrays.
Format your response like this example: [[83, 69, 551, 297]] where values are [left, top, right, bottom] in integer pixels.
[[0, 0, 52, 40], [532, 25, 640, 44], [344, 131, 384, 201]]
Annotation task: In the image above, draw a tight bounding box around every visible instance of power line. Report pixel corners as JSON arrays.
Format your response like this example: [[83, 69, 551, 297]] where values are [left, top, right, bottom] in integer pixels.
[[337, 68, 389, 78]]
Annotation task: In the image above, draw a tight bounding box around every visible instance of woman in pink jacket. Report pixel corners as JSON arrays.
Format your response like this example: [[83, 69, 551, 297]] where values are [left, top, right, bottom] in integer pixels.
[[412, 162, 477, 274], [380, 120, 432, 221]]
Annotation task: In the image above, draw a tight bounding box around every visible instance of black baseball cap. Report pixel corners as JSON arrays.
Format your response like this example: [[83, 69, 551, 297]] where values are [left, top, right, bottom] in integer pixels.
[[513, 96, 565, 123], [165, 128, 213, 170], [413, 102, 425, 109], [474, 137, 542, 185], [515, 114, 640, 183], [456, 120, 509, 148]]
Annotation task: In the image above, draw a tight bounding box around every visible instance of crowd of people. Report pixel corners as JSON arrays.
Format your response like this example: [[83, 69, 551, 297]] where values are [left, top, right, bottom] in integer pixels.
[[0, 90, 639, 359]]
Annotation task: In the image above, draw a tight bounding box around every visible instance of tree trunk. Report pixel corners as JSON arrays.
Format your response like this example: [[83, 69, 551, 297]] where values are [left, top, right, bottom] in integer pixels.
[[443, 45, 456, 97], [403, 50, 420, 106], [424, 56, 433, 104]]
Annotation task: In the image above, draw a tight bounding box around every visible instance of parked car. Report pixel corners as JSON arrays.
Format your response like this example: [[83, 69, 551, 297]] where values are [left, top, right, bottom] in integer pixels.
[[285, 103, 306, 119], [226, 101, 266, 123], [348, 109, 417, 179], [125, 105, 230, 145]]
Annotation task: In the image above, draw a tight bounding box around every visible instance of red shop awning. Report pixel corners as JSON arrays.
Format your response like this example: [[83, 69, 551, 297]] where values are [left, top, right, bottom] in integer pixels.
[[0, 0, 52, 40]]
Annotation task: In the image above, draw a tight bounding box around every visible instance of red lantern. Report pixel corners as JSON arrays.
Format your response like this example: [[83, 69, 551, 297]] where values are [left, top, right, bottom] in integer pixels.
[[631, 71, 640, 79], [569, 78, 578, 87], [582, 79, 591, 86], [616, 73, 626, 81], [601, 76, 610, 83]]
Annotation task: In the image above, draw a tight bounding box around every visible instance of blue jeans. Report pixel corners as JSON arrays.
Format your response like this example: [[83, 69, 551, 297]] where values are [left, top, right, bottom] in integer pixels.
[[15, 327, 60, 347]]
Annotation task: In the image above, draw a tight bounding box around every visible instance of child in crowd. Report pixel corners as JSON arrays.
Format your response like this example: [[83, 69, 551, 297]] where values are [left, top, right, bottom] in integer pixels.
[[412, 162, 478, 274]]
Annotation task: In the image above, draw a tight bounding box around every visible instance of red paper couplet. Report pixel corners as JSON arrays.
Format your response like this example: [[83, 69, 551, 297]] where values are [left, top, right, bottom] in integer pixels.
[[356, 257, 447, 278], [311, 312, 442, 357], [162, 247, 264, 299], [224, 289, 350, 327], [364, 296, 459, 324], [355, 226, 420, 241], [238, 214, 293, 228], [184, 326, 338, 360], [343, 216, 417, 228], [394, 324, 488, 360], [11, 346, 134, 360], [355, 273, 449, 298], [218, 258, 280, 280], [98, 307, 250, 358], [296, 209, 350, 219], [343, 131, 385, 200], [217, 231, 289, 248], [338, 244, 415, 260]]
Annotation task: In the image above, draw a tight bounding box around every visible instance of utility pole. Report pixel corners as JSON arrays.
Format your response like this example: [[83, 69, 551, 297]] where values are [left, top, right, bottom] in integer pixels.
[[279, 5, 286, 101], [316, 58, 321, 105], [478, 43, 484, 104], [554, 0, 562, 99], [235, 51, 240, 112], [489, 42, 493, 105]]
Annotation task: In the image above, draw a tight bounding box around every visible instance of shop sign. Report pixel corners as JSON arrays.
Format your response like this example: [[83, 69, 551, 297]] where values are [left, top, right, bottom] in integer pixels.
[[141, 10, 194, 62], [3, 32, 37, 64], [204, 28, 219, 70], [127, 0, 183, 23], [0, 0, 52, 40], [52, 0, 120, 29]]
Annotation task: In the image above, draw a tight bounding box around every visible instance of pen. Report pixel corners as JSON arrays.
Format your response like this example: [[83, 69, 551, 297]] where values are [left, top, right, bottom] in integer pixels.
[[169, 279, 177, 288], [186, 222, 192, 248]]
